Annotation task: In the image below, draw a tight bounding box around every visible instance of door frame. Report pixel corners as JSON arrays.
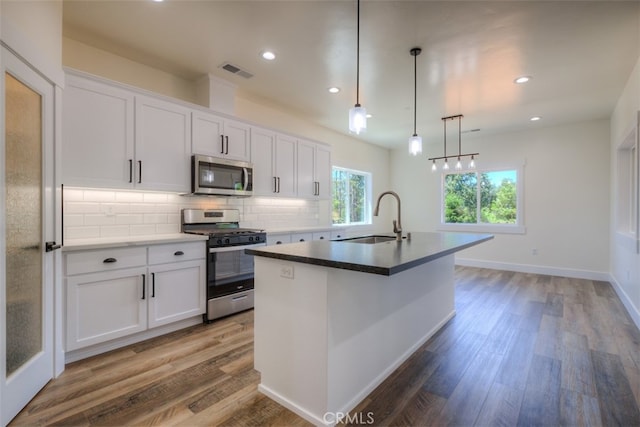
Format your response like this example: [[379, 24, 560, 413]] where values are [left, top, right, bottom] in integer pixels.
[[1, 43, 62, 426]]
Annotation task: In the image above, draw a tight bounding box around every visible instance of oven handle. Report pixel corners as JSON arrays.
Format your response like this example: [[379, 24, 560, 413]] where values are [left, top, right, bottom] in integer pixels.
[[209, 243, 266, 253], [243, 167, 249, 191]]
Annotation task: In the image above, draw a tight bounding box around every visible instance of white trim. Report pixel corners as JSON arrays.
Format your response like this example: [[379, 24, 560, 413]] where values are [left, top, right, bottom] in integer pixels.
[[439, 223, 526, 235], [608, 273, 640, 330], [455, 257, 610, 281]]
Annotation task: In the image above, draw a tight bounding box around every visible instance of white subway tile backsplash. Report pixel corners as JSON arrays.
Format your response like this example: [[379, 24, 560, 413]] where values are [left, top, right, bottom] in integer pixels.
[[63, 188, 326, 242]]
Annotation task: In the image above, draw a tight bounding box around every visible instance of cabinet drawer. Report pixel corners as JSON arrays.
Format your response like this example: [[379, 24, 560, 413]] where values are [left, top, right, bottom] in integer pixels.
[[312, 232, 330, 241], [291, 232, 313, 243], [66, 247, 147, 276], [267, 233, 292, 246], [148, 241, 205, 265]]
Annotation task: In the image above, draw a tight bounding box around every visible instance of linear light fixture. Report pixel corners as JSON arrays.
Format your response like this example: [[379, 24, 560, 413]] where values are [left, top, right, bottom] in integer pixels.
[[408, 47, 422, 156], [348, 0, 366, 135], [429, 114, 478, 171]]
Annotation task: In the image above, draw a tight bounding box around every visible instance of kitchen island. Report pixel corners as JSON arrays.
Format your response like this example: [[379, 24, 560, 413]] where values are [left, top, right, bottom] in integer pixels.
[[246, 232, 492, 426]]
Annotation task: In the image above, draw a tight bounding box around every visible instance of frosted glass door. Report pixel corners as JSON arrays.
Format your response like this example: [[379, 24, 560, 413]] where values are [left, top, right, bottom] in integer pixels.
[[5, 72, 43, 376], [2, 47, 55, 425]]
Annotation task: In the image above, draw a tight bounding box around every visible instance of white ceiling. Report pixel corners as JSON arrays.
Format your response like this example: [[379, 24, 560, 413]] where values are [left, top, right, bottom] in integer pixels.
[[62, 0, 640, 150]]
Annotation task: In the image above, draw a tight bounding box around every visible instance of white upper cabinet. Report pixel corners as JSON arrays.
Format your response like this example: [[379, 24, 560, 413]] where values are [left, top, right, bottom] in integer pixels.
[[297, 139, 331, 199], [251, 127, 297, 197], [62, 75, 135, 188], [135, 95, 191, 192], [63, 74, 190, 192], [192, 110, 250, 161]]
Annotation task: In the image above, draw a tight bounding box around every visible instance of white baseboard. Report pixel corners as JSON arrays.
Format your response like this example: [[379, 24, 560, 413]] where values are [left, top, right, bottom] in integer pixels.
[[608, 274, 640, 330], [455, 258, 610, 281]]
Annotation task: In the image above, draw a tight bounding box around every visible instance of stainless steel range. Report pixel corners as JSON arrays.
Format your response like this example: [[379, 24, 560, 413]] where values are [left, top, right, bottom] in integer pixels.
[[181, 208, 266, 322]]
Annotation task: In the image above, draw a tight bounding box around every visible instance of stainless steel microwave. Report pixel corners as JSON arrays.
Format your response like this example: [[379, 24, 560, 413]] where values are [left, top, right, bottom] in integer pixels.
[[191, 155, 253, 196]]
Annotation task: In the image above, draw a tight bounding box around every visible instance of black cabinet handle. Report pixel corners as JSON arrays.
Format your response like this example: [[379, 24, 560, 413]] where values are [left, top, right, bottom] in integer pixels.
[[225, 135, 229, 154], [299, 238, 305, 242], [129, 159, 133, 183], [151, 272, 155, 298], [45, 241, 61, 252], [220, 135, 225, 154], [276, 241, 283, 245], [319, 236, 325, 240], [277, 177, 281, 193], [141, 274, 146, 300], [138, 160, 142, 183], [273, 176, 278, 193], [174, 250, 184, 256], [103, 257, 117, 263]]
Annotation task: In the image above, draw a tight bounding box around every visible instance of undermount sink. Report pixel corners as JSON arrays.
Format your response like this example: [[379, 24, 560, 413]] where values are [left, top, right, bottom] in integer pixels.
[[339, 235, 397, 244]]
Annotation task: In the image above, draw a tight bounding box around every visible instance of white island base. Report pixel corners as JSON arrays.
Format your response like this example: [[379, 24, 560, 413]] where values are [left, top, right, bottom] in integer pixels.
[[253, 254, 456, 427]]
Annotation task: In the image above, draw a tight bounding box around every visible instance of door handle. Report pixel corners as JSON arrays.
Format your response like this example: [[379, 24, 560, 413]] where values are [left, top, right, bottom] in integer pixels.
[[45, 241, 62, 252], [128, 159, 133, 183], [138, 160, 142, 183], [225, 135, 229, 154], [273, 176, 278, 193], [141, 274, 146, 300], [174, 250, 184, 256], [277, 177, 281, 193], [220, 135, 225, 154], [151, 272, 155, 298], [103, 257, 117, 263]]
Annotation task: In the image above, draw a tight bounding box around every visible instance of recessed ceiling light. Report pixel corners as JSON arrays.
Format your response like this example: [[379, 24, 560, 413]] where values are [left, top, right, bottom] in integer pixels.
[[514, 76, 531, 84], [261, 51, 276, 61], [530, 116, 541, 121], [152, 0, 164, 2], [328, 87, 340, 94]]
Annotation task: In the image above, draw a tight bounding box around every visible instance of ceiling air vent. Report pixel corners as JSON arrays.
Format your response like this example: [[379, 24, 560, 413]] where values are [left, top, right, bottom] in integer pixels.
[[220, 62, 254, 79]]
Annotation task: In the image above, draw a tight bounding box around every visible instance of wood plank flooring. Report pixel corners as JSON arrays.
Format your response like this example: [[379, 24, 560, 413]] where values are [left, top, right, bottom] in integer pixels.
[[10, 267, 640, 426]]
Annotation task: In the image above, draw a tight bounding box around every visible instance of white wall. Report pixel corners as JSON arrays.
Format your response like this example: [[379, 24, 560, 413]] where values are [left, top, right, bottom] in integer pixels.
[[1, 0, 64, 86], [391, 119, 611, 279], [611, 55, 640, 327]]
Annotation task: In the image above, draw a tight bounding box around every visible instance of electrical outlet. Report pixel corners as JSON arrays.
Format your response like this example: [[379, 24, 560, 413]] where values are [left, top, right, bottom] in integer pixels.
[[280, 264, 294, 279]]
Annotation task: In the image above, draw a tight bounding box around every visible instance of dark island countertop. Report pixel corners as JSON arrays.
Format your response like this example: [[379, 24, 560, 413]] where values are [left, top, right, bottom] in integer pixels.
[[246, 231, 493, 276]]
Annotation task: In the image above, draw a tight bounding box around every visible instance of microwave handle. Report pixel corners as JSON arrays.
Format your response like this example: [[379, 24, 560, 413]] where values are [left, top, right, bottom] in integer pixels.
[[243, 167, 249, 190]]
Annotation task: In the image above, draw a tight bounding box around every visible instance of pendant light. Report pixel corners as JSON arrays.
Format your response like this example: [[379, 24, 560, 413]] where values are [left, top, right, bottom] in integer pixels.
[[349, 0, 366, 134], [428, 114, 479, 171], [408, 47, 422, 156]]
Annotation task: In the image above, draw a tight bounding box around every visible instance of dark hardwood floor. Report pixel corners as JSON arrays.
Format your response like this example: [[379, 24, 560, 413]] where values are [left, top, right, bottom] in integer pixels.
[[10, 267, 640, 426]]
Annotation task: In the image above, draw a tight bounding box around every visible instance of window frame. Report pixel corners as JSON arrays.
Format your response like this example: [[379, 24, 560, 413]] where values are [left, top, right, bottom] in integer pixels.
[[438, 164, 526, 234], [615, 115, 640, 253], [331, 166, 372, 226]]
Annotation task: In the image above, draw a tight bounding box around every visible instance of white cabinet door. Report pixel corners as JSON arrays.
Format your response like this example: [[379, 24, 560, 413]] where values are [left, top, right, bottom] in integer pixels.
[[192, 111, 250, 161], [297, 139, 332, 200], [296, 140, 316, 198], [66, 267, 147, 351], [274, 134, 297, 197], [135, 95, 191, 192], [62, 75, 135, 188], [315, 144, 332, 200], [223, 118, 251, 161], [147, 260, 206, 328], [251, 127, 277, 195]]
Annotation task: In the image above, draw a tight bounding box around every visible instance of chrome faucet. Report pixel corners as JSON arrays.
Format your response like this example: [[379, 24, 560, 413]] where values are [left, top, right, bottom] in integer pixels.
[[373, 191, 403, 241]]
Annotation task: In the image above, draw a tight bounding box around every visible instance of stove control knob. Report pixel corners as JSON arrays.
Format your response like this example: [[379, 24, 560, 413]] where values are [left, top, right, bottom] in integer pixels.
[[249, 236, 254, 242], [224, 238, 230, 245], [216, 239, 222, 245]]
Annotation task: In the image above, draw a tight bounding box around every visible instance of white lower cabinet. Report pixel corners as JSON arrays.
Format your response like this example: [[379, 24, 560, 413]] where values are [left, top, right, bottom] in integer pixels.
[[65, 241, 205, 352]]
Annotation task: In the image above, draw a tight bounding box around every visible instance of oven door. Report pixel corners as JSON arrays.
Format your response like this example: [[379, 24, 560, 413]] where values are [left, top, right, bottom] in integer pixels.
[[208, 243, 265, 298]]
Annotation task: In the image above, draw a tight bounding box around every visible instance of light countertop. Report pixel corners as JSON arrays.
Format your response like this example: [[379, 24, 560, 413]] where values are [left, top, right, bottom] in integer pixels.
[[62, 233, 208, 252]]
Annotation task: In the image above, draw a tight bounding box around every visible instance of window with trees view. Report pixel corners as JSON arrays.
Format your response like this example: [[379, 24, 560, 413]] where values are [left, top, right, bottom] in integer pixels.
[[443, 169, 522, 231], [332, 167, 371, 225]]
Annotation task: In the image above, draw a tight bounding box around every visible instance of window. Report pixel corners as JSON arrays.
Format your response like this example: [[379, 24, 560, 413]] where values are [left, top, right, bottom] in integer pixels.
[[616, 121, 639, 253], [441, 168, 524, 234], [332, 167, 372, 225]]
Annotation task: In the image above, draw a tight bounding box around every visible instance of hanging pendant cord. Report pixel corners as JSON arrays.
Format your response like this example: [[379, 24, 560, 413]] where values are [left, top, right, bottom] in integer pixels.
[[458, 116, 462, 156], [413, 52, 417, 135], [443, 118, 447, 157], [356, 0, 360, 105]]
